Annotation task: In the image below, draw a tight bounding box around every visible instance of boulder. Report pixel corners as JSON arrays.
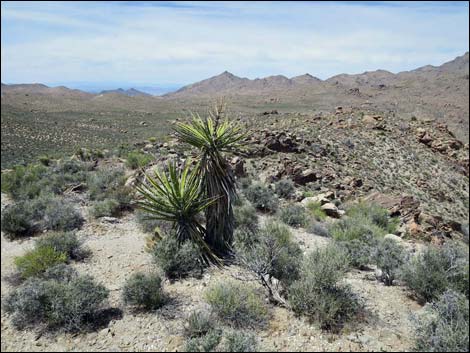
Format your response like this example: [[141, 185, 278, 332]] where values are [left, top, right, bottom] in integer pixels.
[[321, 203, 343, 218], [292, 168, 317, 185]]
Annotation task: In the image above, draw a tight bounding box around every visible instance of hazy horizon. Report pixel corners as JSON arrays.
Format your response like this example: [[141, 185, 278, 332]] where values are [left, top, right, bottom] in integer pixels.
[[2, 1, 469, 87]]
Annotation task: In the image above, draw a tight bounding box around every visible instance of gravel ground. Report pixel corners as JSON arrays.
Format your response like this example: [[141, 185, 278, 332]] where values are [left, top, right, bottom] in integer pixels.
[[1, 193, 424, 352]]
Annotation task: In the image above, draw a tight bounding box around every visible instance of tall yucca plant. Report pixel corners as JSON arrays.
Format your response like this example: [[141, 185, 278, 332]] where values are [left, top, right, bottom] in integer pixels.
[[174, 101, 245, 255], [135, 161, 219, 265]]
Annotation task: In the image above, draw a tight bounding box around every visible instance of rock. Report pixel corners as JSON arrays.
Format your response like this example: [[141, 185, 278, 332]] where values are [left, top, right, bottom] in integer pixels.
[[101, 217, 120, 224], [384, 234, 403, 243], [292, 169, 317, 185], [231, 156, 245, 177], [321, 203, 342, 218], [301, 191, 334, 206]]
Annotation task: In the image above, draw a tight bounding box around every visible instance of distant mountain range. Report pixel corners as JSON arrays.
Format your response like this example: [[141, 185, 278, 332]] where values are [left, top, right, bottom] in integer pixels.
[[1, 52, 468, 141]]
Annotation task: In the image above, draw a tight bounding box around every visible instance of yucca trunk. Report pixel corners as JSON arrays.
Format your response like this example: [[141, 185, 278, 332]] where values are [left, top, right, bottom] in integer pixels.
[[201, 151, 237, 255]]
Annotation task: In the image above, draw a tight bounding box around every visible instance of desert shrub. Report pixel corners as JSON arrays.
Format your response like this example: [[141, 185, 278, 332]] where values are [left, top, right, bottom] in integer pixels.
[[42, 264, 78, 282], [222, 330, 258, 352], [462, 222, 469, 244], [205, 280, 268, 328], [306, 220, 330, 237], [3, 273, 109, 332], [372, 238, 407, 285], [1, 195, 83, 239], [305, 201, 327, 221], [35, 232, 89, 261], [1, 201, 40, 238], [275, 179, 295, 199], [401, 242, 469, 303], [413, 290, 469, 352], [330, 215, 386, 242], [125, 151, 152, 170], [152, 235, 204, 279], [148, 137, 157, 143], [244, 182, 278, 213], [122, 272, 166, 310], [14, 246, 67, 279], [237, 177, 252, 190], [136, 209, 171, 234], [38, 155, 52, 166], [337, 236, 378, 269], [1, 164, 49, 199], [345, 202, 398, 234], [90, 199, 121, 218], [42, 196, 84, 231], [184, 329, 222, 352], [185, 310, 215, 338], [279, 203, 308, 228], [87, 167, 132, 212], [288, 245, 360, 330], [234, 202, 259, 233], [236, 219, 303, 289]]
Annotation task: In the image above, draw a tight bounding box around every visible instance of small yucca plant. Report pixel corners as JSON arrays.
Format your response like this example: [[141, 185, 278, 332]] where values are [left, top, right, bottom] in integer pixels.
[[174, 100, 246, 256], [135, 161, 219, 265]]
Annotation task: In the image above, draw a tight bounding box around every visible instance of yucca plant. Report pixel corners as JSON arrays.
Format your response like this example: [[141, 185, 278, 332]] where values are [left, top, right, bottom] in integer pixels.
[[174, 100, 246, 255], [135, 161, 219, 265]]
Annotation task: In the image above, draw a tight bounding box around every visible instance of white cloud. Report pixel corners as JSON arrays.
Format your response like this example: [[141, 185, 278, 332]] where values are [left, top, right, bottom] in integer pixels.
[[1, 1, 468, 85]]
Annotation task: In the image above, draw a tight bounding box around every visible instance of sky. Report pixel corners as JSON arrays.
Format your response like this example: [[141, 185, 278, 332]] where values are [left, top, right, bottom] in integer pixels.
[[1, 1, 469, 92]]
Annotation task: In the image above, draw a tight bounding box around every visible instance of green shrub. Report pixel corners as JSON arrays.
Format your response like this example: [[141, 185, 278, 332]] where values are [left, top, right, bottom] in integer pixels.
[[1, 195, 84, 239], [38, 155, 52, 166], [90, 199, 121, 218], [413, 290, 469, 352], [1, 201, 40, 238], [122, 272, 166, 310], [3, 272, 109, 332], [234, 202, 259, 233], [152, 235, 204, 279], [279, 203, 308, 228], [184, 330, 222, 352], [125, 151, 152, 169], [185, 310, 215, 338], [305, 201, 327, 221], [136, 209, 172, 234], [236, 219, 303, 288], [288, 245, 360, 330], [42, 196, 84, 231], [306, 220, 330, 237], [222, 330, 258, 352], [205, 280, 268, 328], [35, 232, 89, 261], [14, 246, 67, 279], [1, 164, 49, 199], [275, 179, 295, 199], [337, 236, 377, 269], [401, 242, 469, 303], [346, 202, 398, 233], [148, 137, 157, 143], [244, 182, 278, 213], [372, 238, 407, 285], [330, 216, 386, 242]]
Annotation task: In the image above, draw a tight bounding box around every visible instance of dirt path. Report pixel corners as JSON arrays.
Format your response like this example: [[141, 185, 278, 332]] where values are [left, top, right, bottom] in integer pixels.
[[1, 197, 423, 352]]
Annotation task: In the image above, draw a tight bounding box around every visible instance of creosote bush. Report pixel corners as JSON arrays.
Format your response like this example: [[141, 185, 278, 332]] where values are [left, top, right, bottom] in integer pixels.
[[152, 235, 204, 279], [236, 219, 303, 292], [222, 330, 258, 352], [3, 268, 109, 332], [288, 245, 361, 331], [401, 241, 469, 303], [279, 203, 308, 228], [244, 182, 278, 213], [14, 246, 67, 280], [125, 151, 152, 170], [185, 310, 215, 338], [35, 231, 90, 261], [205, 280, 268, 328], [305, 201, 327, 221], [184, 329, 222, 352], [122, 272, 166, 310], [274, 179, 295, 199], [413, 290, 469, 352], [372, 237, 407, 285]]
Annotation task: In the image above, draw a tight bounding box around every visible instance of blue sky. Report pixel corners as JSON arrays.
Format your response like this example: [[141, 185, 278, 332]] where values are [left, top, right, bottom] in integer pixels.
[[1, 1, 469, 89]]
